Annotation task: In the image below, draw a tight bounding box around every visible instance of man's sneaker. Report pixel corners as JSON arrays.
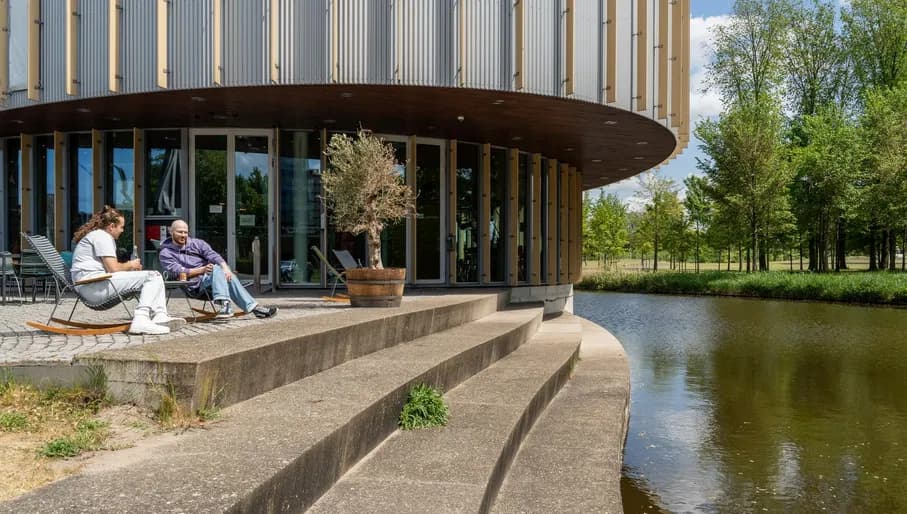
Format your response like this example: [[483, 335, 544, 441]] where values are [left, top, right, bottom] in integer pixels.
[[253, 306, 278, 319], [152, 312, 187, 331], [215, 300, 234, 319], [129, 317, 170, 335]]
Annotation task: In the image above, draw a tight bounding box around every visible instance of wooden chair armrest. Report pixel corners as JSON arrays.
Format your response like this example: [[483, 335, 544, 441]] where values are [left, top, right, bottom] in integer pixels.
[[75, 274, 113, 285]]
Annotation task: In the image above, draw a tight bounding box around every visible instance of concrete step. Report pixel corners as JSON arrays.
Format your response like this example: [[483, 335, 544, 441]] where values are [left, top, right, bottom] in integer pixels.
[[77, 293, 505, 411], [1, 306, 542, 514], [307, 314, 582, 514], [491, 317, 631, 514]]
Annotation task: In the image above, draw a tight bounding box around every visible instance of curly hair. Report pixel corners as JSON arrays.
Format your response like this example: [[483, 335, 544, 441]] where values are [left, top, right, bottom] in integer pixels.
[[73, 205, 124, 243]]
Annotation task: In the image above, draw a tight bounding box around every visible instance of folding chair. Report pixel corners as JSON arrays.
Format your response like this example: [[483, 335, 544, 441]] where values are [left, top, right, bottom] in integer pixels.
[[162, 270, 250, 321], [1, 251, 23, 305], [22, 233, 142, 335], [310, 245, 350, 301]]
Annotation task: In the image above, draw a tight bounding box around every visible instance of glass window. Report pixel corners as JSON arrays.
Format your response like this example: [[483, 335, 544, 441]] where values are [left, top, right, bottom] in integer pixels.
[[4, 139, 22, 253], [489, 147, 507, 282], [8, 0, 27, 90], [105, 132, 135, 254], [455, 142, 480, 283], [279, 131, 322, 285], [517, 152, 530, 282], [380, 141, 407, 270], [68, 133, 92, 249], [34, 136, 54, 241], [415, 143, 442, 281], [145, 130, 182, 218]]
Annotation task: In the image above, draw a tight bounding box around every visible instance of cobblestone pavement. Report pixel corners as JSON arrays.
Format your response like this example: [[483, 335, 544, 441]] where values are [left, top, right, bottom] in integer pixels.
[[0, 290, 346, 365]]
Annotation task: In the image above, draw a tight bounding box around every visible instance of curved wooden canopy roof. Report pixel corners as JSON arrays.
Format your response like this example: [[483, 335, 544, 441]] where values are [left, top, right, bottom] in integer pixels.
[[0, 84, 676, 189]]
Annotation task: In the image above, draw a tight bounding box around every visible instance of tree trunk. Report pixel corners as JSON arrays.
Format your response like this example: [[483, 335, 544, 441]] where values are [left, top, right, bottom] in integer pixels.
[[738, 246, 743, 271], [869, 228, 878, 271], [653, 233, 659, 272], [799, 233, 803, 271], [880, 230, 889, 270], [889, 230, 897, 271], [835, 218, 847, 271], [368, 228, 383, 269], [808, 236, 817, 271]]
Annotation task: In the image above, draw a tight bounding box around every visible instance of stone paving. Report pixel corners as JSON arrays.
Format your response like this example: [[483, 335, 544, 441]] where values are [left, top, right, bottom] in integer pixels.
[[0, 289, 347, 365]]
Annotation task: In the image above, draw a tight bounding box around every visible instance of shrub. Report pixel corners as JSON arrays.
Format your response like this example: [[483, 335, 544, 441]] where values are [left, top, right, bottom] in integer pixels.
[[0, 411, 28, 432], [399, 383, 449, 430], [39, 438, 80, 458]]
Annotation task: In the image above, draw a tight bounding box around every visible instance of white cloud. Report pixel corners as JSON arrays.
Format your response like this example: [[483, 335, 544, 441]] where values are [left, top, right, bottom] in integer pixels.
[[688, 15, 733, 122]]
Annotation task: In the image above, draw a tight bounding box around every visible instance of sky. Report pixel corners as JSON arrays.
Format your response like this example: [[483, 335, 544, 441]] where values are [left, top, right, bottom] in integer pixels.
[[598, 1, 736, 209]]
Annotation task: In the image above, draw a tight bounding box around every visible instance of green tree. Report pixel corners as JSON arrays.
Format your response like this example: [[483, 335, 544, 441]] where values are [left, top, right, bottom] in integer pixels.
[[684, 175, 713, 273], [635, 172, 681, 272], [585, 192, 628, 269]]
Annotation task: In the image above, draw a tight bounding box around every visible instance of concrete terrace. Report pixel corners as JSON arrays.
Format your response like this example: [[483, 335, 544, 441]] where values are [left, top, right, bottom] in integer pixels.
[[0, 288, 631, 513]]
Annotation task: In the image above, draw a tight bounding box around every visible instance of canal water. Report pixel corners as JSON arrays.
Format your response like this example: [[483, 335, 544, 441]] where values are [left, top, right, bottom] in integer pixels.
[[574, 291, 907, 513]]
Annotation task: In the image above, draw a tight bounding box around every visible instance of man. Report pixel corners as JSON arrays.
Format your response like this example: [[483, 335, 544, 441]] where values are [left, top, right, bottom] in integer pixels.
[[158, 220, 278, 319], [71, 206, 185, 335]]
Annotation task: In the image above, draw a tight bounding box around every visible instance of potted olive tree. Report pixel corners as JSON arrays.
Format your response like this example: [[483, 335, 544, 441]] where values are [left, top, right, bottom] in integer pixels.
[[322, 130, 416, 307]]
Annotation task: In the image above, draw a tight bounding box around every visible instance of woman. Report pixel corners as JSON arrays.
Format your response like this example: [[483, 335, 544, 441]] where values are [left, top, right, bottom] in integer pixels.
[[71, 206, 184, 335]]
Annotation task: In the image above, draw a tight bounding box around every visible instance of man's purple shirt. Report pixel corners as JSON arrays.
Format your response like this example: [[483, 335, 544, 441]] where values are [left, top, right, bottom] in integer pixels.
[[158, 237, 225, 291]]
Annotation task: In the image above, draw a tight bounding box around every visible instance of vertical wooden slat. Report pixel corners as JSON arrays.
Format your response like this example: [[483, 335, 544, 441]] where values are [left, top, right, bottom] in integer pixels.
[[394, 0, 401, 82], [681, 0, 690, 138], [133, 129, 143, 253], [507, 148, 518, 286], [567, 167, 576, 282], [213, 0, 222, 85], [575, 171, 583, 282], [564, 0, 574, 96], [530, 153, 541, 285], [408, 134, 416, 282], [0, 0, 8, 105], [546, 159, 557, 284], [657, 0, 668, 119], [606, 0, 616, 103], [156, 0, 167, 88], [558, 163, 568, 284], [53, 132, 66, 248], [27, 0, 40, 100], [330, 0, 338, 83], [91, 129, 104, 212], [480, 143, 491, 283], [458, 0, 466, 86], [269, 0, 279, 83], [448, 140, 457, 284], [514, 0, 524, 91], [108, 0, 120, 93], [66, 0, 79, 96], [670, 0, 682, 127], [20, 134, 33, 248], [636, 0, 647, 111]]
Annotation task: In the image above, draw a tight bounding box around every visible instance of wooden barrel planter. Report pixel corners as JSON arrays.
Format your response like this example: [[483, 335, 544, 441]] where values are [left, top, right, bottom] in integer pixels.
[[346, 268, 406, 307]]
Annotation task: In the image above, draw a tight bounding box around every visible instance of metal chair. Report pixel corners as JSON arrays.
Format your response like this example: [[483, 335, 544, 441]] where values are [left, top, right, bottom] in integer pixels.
[[310, 245, 350, 300], [1, 251, 23, 305], [22, 233, 142, 335]]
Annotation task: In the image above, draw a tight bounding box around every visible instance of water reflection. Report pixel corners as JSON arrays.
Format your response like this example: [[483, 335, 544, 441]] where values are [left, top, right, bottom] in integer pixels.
[[575, 292, 907, 513]]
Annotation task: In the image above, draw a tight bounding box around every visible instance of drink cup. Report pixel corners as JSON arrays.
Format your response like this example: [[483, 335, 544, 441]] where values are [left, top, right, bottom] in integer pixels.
[[178, 272, 188, 281]]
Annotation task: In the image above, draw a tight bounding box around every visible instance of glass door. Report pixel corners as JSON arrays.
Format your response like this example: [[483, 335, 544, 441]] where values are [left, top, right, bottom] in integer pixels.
[[414, 139, 445, 284], [191, 130, 272, 283]]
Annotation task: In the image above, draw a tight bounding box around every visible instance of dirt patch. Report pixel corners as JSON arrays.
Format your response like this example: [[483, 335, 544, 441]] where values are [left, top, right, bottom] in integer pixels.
[[0, 403, 159, 502]]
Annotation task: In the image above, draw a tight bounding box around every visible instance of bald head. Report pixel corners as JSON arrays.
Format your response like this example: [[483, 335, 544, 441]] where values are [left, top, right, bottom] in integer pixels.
[[169, 220, 189, 246]]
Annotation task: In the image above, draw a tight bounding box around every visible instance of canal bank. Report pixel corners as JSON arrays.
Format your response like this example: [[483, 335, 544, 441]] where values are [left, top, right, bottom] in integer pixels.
[[576, 290, 907, 513]]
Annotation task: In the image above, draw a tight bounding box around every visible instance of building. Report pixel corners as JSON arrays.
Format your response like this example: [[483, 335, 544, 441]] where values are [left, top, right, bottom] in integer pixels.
[[0, 0, 689, 289]]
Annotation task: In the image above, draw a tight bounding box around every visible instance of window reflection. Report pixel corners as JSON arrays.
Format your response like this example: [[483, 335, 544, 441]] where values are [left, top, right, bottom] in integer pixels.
[[34, 136, 55, 241], [105, 132, 134, 254], [4, 139, 22, 253], [279, 131, 322, 285], [489, 148, 507, 282], [68, 134, 93, 249], [455, 143, 480, 283]]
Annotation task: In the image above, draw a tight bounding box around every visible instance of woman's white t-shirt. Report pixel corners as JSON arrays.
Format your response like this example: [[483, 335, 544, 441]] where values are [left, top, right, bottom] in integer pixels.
[[71, 229, 117, 283]]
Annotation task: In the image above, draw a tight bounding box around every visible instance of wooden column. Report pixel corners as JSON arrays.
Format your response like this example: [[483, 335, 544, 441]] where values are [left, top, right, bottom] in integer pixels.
[[546, 159, 557, 284], [636, 0, 648, 112], [0, 0, 8, 105], [447, 140, 458, 284], [606, 0, 616, 103], [480, 144, 491, 284], [407, 135, 416, 283], [564, 0, 574, 96], [156, 0, 168, 88], [567, 167, 576, 282], [133, 129, 144, 254], [53, 132, 66, 249], [213, 0, 222, 85], [27, 0, 40, 101], [558, 163, 568, 284], [66, 0, 80, 96], [575, 171, 584, 282], [530, 153, 541, 285], [91, 129, 104, 212], [507, 148, 519, 286], [20, 134, 33, 249], [108, 0, 121, 93]]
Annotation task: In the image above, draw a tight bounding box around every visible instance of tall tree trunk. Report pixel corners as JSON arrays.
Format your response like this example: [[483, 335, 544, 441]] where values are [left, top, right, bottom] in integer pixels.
[[835, 218, 847, 271], [889, 230, 897, 271], [869, 228, 878, 271], [880, 230, 889, 270], [903, 228, 906, 271], [799, 233, 804, 271], [653, 233, 659, 272], [738, 246, 743, 272], [808, 236, 817, 271]]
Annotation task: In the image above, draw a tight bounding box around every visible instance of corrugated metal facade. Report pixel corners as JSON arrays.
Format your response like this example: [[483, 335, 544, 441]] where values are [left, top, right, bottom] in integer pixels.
[[39, 0, 66, 103], [281, 0, 327, 84], [122, 1, 156, 94], [336, 0, 392, 84], [463, 0, 510, 91], [78, 0, 109, 98], [224, 0, 268, 86], [523, 0, 558, 97], [170, 0, 213, 89], [571, 0, 600, 103], [3, 0, 677, 132], [397, 0, 454, 86]]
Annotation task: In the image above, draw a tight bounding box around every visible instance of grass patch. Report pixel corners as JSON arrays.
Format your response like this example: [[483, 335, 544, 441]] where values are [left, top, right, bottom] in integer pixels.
[[576, 270, 907, 305], [0, 410, 28, 431], [399, 383, 449, 430], [153, 375, 223, 430]]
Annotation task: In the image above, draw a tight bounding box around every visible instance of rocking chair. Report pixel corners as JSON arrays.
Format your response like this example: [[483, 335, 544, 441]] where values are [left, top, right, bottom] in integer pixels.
[[22, 233, 142, 335]]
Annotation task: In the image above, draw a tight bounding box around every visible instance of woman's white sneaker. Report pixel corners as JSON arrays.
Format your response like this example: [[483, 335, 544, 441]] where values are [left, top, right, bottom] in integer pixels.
[[129, 317, 170, 335], [152, 312, 187, 331]]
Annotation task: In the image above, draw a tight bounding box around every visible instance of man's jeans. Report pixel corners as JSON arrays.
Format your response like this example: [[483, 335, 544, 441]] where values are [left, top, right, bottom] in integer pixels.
[[199, 266, 257, 313]]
